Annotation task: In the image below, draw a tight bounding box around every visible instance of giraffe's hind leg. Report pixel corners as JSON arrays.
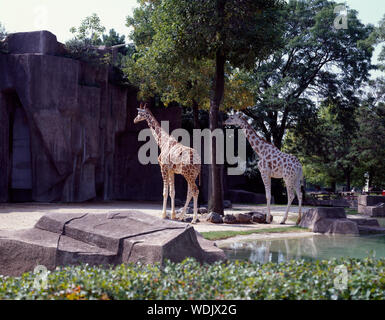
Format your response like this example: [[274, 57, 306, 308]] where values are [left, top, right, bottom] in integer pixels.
[[169, 173, 176, 220], [180, 184, 192, 221], [188, 176, 199, 224], [180, 171, 200, 224], [295, 181, 303, 225], [281, 182, 295, 225]]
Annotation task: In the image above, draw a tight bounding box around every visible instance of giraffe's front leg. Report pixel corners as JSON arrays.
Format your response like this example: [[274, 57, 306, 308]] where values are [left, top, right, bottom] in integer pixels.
[[261, 172, 272, 224], [161, 166, 169, 219]]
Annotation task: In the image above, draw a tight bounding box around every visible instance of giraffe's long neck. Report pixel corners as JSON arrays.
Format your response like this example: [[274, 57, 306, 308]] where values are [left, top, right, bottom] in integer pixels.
[[239, 119, 272, 157], [144, 112, 175, 150]]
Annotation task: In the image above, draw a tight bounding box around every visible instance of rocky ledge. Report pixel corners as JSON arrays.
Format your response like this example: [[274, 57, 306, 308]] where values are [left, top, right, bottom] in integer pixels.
[[0, 211, 226, 276]]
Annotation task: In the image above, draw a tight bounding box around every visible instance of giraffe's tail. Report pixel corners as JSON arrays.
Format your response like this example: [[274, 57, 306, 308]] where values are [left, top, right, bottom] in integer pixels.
[[198, 170, 201, 187], [300, 167, 305, 187]]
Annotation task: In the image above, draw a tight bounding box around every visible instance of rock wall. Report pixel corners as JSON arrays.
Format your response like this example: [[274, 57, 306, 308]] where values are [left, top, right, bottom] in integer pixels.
[[0, 31, 183, 203]]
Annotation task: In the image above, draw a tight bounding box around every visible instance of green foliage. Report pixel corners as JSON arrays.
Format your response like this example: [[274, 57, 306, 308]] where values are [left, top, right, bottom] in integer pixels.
[[239, 0, 374, 149], [0, 22, 7, 53], [125, 1, 262, 109], [70, 13, 106, 45], [125, 0, 206, 105], [362, 14, 385, 70], [1, 257, 385, 300], [66, 14, 131, 67], [284, 98, 360, 190], [353, 78, 385, 188], [379, 16, 385, 68], [0, 22, 6, 39], [284, 77, 385, 190], [64, 38, 102, 63], [102, 28, 126, 47]]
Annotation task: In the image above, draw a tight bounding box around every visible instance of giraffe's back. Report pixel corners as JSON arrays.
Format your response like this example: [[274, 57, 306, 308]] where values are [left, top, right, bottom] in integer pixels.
[[162, 143, 201, 177], [260, 147, 302, 180]]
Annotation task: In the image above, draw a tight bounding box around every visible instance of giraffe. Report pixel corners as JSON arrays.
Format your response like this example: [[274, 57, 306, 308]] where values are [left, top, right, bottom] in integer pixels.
[[134, 103, 201, 223], [224, 112, 303, 225]]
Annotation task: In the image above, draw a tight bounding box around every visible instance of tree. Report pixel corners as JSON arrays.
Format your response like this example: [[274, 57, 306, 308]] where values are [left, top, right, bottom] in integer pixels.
[[284, 97, 360, 192], [364, 14, 385, 70], [379, 16, 385, 68], [126, 0, 284, 214], [102, 28, 126, 47], [126, 2, 254, 131], [66, 14, 131, 66], [239, 0, 374, 150], [0, 22, 7, 52], [69, 13, 106, 45], [0, 22, 6, 39]]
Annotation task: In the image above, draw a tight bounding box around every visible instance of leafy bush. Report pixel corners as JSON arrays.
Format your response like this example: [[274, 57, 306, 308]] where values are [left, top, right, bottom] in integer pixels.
[[64, 39, 106, 64], [1, 257, 385, 300]]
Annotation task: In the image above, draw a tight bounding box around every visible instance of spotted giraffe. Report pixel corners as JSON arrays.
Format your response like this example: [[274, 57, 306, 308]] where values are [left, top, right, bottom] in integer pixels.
[[225, 112, 303, 225], [134, 103, 201, 223]]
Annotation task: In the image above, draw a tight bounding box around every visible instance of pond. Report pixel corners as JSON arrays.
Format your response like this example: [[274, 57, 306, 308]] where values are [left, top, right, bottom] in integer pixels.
[[222, 228, 385, 264]]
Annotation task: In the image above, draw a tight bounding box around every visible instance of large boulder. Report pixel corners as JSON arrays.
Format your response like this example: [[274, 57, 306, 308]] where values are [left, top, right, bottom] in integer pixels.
[[0, 211, 226, 276], [234, 213, 253, 224], [358, 196, 385, 217], [358, 195, 385, 207], [206, 212, 223, 224], [223, 214, 237, 224], [299, 207, 359, 235], [348, 216, 385, 235], [248, 212, 273, 224]]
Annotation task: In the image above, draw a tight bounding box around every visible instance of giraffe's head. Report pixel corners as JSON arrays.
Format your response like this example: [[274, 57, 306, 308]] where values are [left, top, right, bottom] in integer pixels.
[[224, 112, 246, 127], [134, 103, 149, 124]]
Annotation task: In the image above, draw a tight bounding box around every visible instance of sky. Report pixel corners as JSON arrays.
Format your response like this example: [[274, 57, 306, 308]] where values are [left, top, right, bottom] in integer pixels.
[[0, 0, 384, 75]]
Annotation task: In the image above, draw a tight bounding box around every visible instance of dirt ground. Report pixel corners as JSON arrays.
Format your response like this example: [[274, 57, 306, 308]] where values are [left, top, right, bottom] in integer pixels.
[[0, 201, 311, 235]]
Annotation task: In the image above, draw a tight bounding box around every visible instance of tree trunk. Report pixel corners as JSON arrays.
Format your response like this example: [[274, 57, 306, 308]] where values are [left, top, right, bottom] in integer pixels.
[[368, 168, 374, 189], [192, 99, 203, 206], [346, 171, 351, 191], [192, 99, 200, 129], [331, 181, 336, 193], [209, 50, 225, 214]]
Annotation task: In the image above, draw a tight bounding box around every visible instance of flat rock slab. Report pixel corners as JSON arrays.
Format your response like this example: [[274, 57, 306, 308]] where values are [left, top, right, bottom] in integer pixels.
[[0, 210, 226, 276]]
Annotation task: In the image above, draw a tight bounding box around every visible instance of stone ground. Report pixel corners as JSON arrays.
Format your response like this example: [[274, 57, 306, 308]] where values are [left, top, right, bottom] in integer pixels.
[[0, 201, 314, 239]]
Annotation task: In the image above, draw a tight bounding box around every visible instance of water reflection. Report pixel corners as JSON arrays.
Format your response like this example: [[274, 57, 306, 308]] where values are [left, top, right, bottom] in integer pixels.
[[223, 234, 385, 263]]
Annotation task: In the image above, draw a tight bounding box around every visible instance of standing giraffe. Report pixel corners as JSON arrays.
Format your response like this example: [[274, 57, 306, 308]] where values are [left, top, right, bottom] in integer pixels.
[[225, 112, 303, 225], [134, 103, 201, 223]]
